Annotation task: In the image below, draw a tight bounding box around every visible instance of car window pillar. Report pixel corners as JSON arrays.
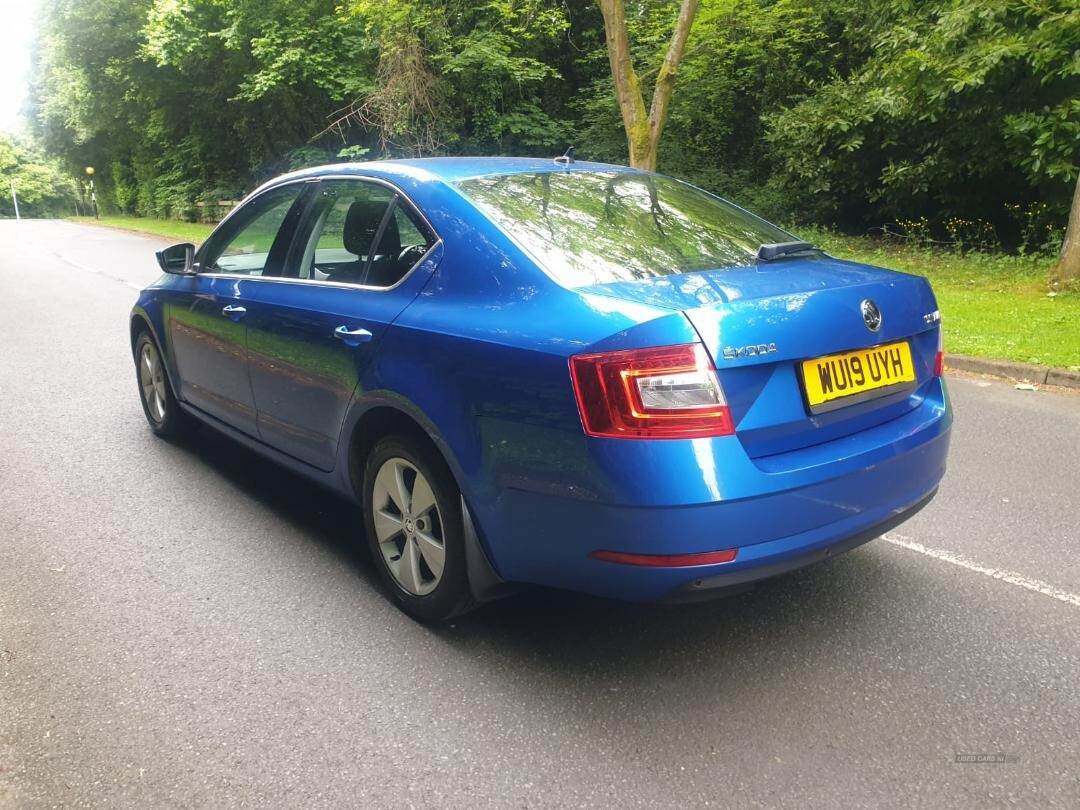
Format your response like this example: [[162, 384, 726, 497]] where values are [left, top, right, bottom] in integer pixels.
[[362, 194, 401, 285]]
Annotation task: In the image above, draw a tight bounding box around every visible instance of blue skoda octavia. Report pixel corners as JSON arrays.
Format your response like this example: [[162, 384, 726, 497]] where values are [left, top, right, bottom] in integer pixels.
[[130, 157, 951, 621]]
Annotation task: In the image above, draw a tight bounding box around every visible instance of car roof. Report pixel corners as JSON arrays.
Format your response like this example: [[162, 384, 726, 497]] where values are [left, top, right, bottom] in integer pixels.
[[378, 156, 636, 182], [266, 156, 641, 189]]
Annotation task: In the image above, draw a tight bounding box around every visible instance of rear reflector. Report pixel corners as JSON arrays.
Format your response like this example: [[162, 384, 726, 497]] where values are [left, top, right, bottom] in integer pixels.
[[934, 321, 944, 376], [589, 548, 738, 567], [569, 343, 734, 439]]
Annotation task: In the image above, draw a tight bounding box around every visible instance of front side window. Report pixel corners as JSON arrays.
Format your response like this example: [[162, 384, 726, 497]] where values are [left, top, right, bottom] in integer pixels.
[[295, 179, 437, 288], [455, 171, 794, 288], [202, 184, 305, 276]]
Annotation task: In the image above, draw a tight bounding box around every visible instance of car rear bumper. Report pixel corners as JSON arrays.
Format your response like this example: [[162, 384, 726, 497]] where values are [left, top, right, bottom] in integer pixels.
[[662, 486, 936, 602], [481, 382, 951, 601]]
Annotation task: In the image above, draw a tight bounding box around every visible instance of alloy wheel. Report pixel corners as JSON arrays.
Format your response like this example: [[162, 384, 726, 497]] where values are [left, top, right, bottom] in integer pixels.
[[139, 341, 168, 424], [371, 457, 446, 596]]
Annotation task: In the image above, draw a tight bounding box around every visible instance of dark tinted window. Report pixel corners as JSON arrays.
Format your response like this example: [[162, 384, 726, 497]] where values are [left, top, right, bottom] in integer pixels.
[[456, 171, 793, 287], [295, 179, 436, 288]]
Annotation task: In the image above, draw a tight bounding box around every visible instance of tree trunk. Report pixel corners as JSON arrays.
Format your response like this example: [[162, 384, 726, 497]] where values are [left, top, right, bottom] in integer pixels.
[[597, 0, 700, 172], [1055, 173, 1080, 284], [646, 0, 699, 171]]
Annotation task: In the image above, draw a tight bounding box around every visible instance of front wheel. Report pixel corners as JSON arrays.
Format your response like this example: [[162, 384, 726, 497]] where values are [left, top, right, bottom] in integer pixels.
[[362, 435, 472, 622], [134, 331, 182, 438]]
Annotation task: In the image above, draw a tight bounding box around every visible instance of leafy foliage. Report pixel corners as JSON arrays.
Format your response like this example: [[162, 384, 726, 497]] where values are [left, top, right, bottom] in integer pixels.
[[766, 0, 1079, 235], [0, 133, 77, 216], [26, 0, 1078, 241]]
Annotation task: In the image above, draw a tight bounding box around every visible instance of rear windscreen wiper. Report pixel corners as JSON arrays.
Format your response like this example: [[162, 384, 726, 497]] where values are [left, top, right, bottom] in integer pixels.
[[757, 241, 816, 261]]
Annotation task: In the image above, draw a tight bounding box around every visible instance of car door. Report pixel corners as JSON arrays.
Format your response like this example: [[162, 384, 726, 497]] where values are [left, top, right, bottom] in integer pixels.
[[243, 177, 441, 471], [165, 182, 309, 435]]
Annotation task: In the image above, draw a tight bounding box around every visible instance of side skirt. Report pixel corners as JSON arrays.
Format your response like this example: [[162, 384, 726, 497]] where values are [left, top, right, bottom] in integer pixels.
[[177, 401, 347, 497]]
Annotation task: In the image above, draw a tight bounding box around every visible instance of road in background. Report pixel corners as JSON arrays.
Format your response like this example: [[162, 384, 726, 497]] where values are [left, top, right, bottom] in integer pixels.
[[2, 220, 1078, 807]]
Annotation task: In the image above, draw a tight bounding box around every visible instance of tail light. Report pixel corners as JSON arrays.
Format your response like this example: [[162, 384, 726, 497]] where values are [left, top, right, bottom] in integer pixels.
[[569, 343, 733, 439]]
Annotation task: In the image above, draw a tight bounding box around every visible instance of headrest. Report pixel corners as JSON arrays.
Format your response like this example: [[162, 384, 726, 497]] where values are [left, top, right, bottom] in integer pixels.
[[343, 199, 401, 257]]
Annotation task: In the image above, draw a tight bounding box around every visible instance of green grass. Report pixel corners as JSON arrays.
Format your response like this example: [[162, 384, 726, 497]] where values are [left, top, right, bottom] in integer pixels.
[[68, 215, 214, 244], [69, 215, 1080, 369], [796, 228, 1080, 370]]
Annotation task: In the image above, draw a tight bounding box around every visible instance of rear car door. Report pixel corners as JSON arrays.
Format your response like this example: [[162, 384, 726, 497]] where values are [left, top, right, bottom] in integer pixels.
[[243, 177, 440, 471], [166, 182, 309, 435]]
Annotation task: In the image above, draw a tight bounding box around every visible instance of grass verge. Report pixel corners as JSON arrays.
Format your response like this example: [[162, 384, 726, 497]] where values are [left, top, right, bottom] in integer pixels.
[[798, 228, 1079, 370], [68, 215, 214, 244]]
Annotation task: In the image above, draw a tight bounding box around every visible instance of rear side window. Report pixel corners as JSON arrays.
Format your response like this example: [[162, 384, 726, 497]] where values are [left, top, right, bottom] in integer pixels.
[[456, 171, 793, 287], [294, 179, 437, 288]]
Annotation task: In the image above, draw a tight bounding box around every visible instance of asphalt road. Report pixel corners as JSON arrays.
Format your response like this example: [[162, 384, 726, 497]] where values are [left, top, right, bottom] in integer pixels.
[[1, 219, 1078, 808]]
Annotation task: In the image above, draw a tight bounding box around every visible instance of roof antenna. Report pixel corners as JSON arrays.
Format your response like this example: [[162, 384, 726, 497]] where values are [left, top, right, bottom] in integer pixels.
[[554, 146, 575, 166]]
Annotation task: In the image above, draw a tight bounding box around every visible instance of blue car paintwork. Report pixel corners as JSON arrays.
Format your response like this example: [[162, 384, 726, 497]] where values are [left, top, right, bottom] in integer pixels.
[[578, 254, 903, 307], [239, 243, 444, 470], [131, 157, 951, 602]]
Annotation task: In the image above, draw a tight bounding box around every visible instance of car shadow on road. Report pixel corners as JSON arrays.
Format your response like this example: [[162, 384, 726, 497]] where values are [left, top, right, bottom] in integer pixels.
[[168, 420, 384, 593], [168, 417, 897, 678], [450, 554, 891, 660]]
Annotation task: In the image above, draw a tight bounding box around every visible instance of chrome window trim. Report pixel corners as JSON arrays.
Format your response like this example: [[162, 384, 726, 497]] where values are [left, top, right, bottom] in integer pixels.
[[196, 173, 442, 293]]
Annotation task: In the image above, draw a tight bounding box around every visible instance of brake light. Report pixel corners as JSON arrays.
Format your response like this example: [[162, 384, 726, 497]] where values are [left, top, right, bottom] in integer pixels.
[[569, 343, 733, 439]]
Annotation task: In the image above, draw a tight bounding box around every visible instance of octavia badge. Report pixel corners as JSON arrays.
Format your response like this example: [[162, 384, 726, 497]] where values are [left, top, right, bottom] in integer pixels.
[[861, 299, 882, 332]]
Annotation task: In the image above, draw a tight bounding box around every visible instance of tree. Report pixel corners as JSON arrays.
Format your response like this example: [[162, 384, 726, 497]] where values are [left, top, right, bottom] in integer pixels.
[[1057, 176, 1080, 284], [30, 0, 585, 214], [595, 0, 699, 171], [334, 0, 576, 155], [28, 0, 1074, 239], [0, 134, 76, 217], [766, 0, 1079, 232]]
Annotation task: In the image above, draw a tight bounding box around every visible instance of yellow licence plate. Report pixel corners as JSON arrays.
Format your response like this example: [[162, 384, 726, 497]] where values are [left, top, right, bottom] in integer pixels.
[[801, 341, 915, 410]]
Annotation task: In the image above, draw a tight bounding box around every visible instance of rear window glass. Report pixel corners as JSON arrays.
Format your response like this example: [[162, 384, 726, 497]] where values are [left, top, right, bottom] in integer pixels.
[[455, 171, 792, 287]]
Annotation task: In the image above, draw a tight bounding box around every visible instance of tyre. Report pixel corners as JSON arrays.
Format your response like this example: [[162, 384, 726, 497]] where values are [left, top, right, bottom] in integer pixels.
[[362, 434, 472, 622], [134, 330, 183, 438]]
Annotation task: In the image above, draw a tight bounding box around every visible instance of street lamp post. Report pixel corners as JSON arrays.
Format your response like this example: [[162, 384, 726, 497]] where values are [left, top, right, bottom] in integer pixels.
[[85, 166, 98, 219]]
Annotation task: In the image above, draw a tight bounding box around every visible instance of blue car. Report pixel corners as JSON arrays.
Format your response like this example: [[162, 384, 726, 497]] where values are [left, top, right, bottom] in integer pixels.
[[131, 157, 951, 621]]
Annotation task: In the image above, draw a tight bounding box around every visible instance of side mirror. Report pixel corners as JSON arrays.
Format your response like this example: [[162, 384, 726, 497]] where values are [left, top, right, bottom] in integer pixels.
[[156, 243, 196, 275]]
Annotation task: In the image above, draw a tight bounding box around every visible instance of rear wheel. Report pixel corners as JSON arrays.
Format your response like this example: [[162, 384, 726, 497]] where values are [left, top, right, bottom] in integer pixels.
[[362, 435, 472, 622], [134, 331, 182, 438]]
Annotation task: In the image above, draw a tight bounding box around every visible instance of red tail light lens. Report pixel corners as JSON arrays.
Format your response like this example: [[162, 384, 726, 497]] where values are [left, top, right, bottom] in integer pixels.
[[569, 343, 734, 439]]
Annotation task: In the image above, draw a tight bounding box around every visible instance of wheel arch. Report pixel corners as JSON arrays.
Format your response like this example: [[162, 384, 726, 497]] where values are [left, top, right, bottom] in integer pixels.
[[341, 395, 509, 601], [343, 397, 462, 503], [129, 310, 155, 354], [130, 309, 181, 400]]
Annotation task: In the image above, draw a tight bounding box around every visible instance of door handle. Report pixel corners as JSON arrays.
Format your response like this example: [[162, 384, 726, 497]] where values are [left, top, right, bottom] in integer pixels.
[[222, 305, 247, 320], [334, 325, 373, 346]]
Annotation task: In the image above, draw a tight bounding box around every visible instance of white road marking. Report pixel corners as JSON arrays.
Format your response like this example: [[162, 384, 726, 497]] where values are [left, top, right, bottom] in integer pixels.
[[52, 252, 144, 291], [883, 533, 1080, 608]]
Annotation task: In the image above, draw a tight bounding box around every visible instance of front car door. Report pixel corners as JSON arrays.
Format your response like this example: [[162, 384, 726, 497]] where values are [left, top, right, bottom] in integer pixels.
[[244, 177, 440, 470], [165, 182, 308, 435]]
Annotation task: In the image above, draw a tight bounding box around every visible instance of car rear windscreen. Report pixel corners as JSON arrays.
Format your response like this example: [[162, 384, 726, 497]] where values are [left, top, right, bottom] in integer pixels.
[[455, 171, 793, 287]]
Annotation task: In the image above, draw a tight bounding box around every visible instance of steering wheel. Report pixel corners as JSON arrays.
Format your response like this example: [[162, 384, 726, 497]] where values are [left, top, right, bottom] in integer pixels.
[[397, 244, 428, 267]]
